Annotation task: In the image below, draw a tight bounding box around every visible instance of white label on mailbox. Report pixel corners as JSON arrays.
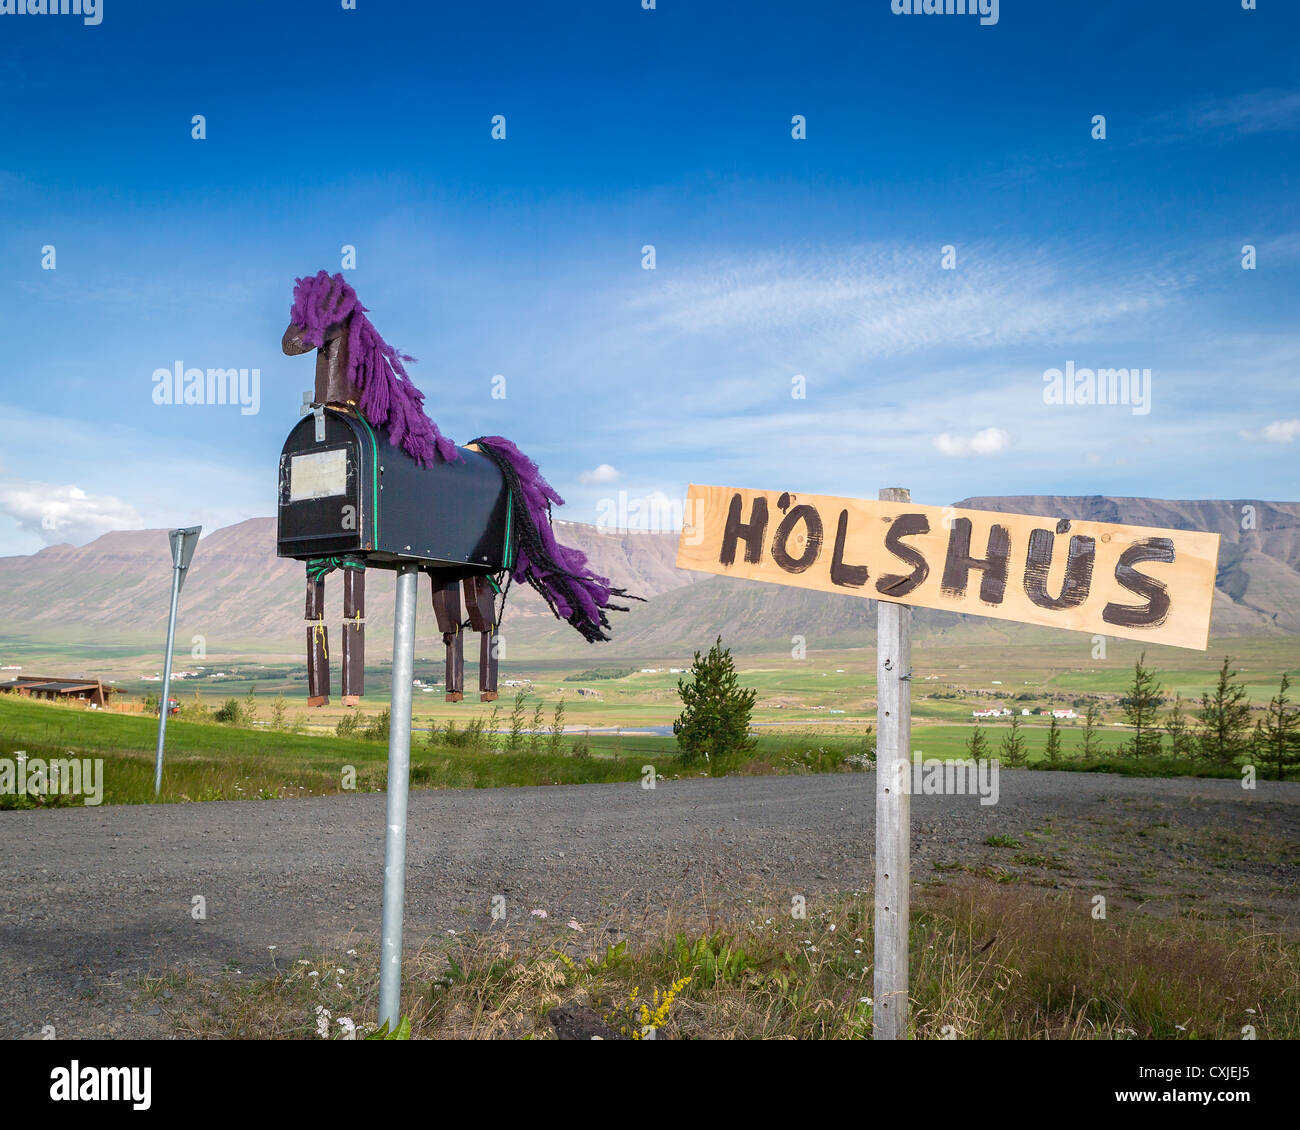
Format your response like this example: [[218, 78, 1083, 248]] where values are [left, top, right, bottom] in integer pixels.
[[290, 449, 348, 501]]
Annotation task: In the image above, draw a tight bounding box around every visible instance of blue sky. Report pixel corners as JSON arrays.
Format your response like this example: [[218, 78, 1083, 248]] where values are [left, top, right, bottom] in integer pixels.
[[0, 0, 1296, 556]]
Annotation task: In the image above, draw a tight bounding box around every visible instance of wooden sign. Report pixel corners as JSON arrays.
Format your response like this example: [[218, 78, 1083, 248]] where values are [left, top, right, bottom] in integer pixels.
[[677, 485, 1221, 650]]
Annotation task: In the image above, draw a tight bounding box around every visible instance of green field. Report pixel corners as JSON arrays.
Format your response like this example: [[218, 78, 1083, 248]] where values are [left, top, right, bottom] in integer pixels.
[[78, 634, 1298, 734], [0, 696, 679, 806], [1, 634, 1294, 805]]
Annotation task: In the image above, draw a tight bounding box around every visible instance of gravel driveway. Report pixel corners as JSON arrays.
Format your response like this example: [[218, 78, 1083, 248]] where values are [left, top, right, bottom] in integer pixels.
[[3, 770, 1297, 1039]]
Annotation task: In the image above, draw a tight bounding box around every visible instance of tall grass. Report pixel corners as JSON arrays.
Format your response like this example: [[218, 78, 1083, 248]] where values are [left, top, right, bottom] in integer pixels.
[[156, 884, 1299, 1040]]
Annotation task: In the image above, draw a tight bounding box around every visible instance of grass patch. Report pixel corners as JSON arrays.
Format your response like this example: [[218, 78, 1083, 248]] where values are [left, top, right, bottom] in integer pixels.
[[0, 696, 677, 806], [153, 883, 1300, 1039], [0, 698, 877, 807]]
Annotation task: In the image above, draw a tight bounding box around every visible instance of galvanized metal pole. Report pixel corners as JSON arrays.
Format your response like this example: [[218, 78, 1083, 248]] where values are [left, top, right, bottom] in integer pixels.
[[873, 486, 912, 1040], [153, 565, 182, 797], [153, 527, 200, 796], [378, 563, 419, 1031]]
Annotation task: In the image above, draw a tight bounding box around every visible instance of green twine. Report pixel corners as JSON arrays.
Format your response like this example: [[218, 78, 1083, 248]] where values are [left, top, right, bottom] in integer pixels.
[[306, 556, 366, 581]]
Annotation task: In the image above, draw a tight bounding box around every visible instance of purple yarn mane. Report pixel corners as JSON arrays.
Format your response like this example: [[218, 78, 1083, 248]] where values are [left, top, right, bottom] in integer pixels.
[[289, 271, 459, 466], [472, 435, 635, 642]]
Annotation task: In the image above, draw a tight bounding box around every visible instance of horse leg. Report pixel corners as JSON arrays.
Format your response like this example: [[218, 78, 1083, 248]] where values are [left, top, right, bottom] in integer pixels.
[[430, 574, 464, 703], [463, 576, 498, 702], [341, 566, 364, 706], [305, 574, 329, 707]]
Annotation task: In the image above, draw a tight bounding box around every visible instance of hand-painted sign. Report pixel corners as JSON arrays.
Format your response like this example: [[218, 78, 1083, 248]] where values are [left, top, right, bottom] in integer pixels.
[[676, 485, 1221, 650]]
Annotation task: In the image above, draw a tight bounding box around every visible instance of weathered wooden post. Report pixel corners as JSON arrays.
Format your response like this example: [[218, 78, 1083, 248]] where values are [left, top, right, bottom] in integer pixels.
[[873, 486, 912, 1040]]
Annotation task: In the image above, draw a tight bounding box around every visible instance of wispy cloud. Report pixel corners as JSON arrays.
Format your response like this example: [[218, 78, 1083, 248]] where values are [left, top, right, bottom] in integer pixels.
[[621, 242, 1183, 378], [1186, 88, 1300, 135]]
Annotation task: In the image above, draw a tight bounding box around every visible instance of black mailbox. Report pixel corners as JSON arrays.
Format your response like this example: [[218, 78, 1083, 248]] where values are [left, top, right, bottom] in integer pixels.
[[276, 407, 513, 573]]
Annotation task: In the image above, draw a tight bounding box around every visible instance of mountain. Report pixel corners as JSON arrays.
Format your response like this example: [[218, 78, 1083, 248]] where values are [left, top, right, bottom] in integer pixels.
[[0, 496, 1296, 663], [0, 518, 697, 660]]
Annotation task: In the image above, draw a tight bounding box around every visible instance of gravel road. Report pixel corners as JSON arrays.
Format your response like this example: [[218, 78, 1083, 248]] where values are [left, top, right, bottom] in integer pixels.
[[2, 770, 1297, 1039]]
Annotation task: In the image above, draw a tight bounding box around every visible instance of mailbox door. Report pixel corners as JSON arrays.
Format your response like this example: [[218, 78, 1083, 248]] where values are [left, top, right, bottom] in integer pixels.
[[276, 411, 372, 560]]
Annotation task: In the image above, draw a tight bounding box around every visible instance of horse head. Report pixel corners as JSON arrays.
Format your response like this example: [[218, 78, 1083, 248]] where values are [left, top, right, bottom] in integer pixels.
[[284, 271, 361, 406]]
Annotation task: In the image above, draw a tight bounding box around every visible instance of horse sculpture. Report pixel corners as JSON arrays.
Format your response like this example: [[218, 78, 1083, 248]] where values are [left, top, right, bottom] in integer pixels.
[[277, 270, 636, 705]]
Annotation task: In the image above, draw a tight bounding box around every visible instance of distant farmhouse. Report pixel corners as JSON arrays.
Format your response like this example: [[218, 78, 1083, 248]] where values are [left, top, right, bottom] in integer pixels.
[[0, 675, 117, 708]]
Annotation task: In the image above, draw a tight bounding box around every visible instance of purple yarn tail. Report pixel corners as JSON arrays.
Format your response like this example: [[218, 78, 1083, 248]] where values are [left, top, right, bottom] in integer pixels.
[[289, 270, 459, 467], [472, 436, 641, 642]]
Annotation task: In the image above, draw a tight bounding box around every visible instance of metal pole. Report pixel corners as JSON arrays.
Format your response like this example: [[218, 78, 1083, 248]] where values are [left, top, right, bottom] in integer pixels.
[[153, 566, 182, 797], [378, 563, 419, 1030], [873, 486, 912, 1040]]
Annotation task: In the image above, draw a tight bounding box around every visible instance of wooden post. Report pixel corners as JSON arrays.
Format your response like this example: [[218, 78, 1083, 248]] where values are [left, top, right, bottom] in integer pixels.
[[305, 575, 329, 707], [341, 567, 365, 706], [874, 486, 912, 1040], [430, 576, 464, 702]]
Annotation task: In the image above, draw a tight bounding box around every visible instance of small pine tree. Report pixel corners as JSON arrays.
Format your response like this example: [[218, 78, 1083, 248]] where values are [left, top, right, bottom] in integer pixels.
[[1121, 651, 1164, 758], [243, 685, 258, 725], [999, 713, 1028, 767], [213, 697, 240, 723], [1044, 714, 1063, 765], [506, 690, 529, 754], [1081, 701, 1104, 760], [180, 687, 208, 722], [482, 704, 501, 752], [1257, 673, 1300, 781], [336, 712, 360, 738], [673, 636, 757, 771], [966, 725, 989, 764], [529, 700, 546, 754], [548, 694, 566, 757], [1196, 655, 1252, 766], [270, 693, 288, 732], [1163, 693, 1194, 758]]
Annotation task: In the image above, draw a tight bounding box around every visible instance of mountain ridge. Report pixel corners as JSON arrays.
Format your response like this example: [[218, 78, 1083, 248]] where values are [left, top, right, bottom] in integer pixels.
[[0, 496, 1296, 659]]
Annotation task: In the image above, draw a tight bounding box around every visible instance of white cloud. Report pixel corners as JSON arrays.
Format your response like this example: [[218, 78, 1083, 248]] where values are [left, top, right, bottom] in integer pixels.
[[578, 463, 622, 484], [0, 479, 146, 546], [1240, 418, 1300, 444], [933, 427, 1010, 457]]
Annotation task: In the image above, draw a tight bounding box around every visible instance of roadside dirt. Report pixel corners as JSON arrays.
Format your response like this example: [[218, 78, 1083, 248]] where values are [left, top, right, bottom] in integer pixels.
[[2, 771, 1296, 1039]]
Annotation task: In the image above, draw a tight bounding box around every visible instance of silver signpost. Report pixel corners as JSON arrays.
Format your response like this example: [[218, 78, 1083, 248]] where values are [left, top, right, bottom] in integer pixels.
[[378, 562, 419, 1031], [873, 487, 912, 1040], [154, 526, 201, 797]]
